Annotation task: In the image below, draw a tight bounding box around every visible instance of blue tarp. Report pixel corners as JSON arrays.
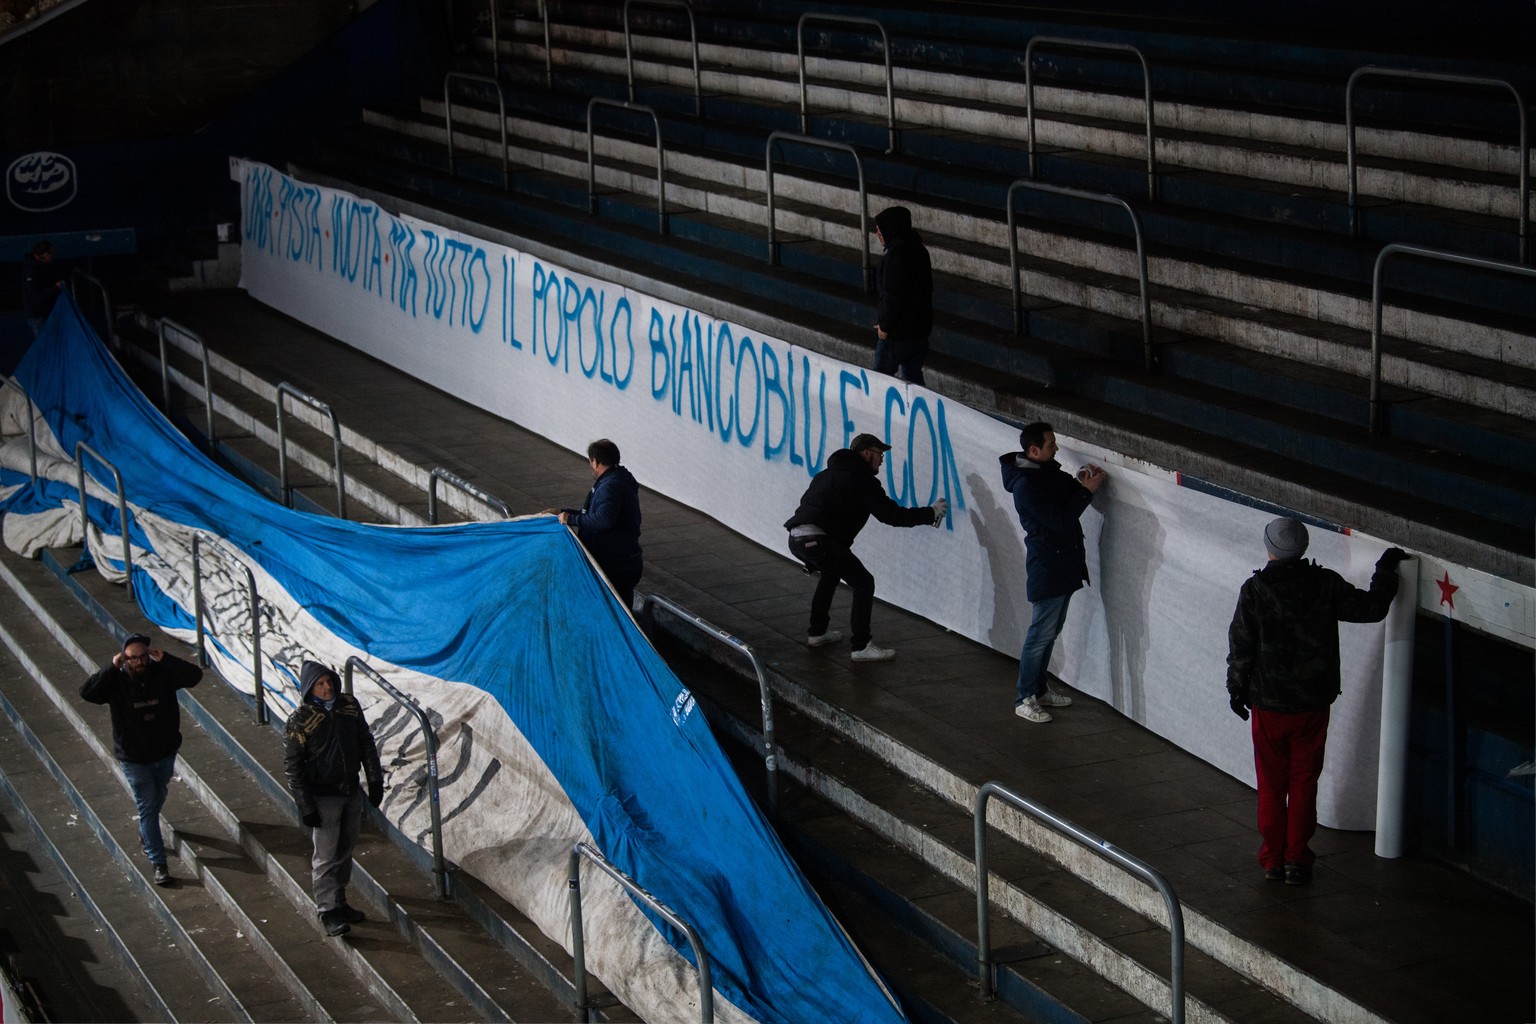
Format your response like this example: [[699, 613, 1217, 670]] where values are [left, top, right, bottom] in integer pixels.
[[0, 295, 904, 1024]]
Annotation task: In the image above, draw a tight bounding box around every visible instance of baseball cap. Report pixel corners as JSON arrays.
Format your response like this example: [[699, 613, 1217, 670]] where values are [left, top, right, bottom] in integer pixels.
[[850, 432, 892, 454]]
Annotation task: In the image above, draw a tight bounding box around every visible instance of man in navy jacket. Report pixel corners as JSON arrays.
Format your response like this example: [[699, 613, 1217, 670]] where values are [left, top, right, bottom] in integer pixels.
[[552, 438, 643, 609], [999, 422, 1106, 723]]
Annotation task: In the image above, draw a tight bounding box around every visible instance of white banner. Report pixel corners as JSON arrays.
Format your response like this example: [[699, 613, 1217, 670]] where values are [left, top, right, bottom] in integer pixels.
[[237, 159, 1414, 829]]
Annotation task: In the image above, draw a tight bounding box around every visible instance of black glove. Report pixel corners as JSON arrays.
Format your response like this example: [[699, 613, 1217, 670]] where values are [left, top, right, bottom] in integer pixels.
[[368, 780, 384, 808], [1230, 696, 1250, 721], [301, 810, 322, 828], [1377, 547, 1409, 570]]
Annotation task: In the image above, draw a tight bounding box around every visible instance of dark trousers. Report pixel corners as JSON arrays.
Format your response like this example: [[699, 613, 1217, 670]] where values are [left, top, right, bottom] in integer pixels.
[[1251, 707, 1331, 869], [874, 334, 928, 386], [789, 534, 875, 650]]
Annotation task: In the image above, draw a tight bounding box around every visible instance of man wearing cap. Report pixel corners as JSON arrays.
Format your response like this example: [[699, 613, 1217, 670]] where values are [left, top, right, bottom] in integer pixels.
[[785, 433, 947, 661], [872, 206, 934, 385], [80, 633, 203, 886], [284, 660, 385, 936], [1227, 517, 1407, 885], [1000, 422, 1106, 723]]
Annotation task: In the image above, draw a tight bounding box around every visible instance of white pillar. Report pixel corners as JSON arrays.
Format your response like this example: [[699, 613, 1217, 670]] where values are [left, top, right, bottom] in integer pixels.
[[1375, 557, 1420, 858]]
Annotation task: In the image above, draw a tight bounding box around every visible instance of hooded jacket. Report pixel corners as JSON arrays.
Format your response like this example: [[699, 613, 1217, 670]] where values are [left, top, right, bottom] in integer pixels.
[[1226, 556, 1399, 712], [784, 447, 937, 546], [565, 464, 643, 577], [998, 452, 1092, 603], [873, 206, 933, 342], [283, 660, 384, 816], [80, 650, 202, 763]]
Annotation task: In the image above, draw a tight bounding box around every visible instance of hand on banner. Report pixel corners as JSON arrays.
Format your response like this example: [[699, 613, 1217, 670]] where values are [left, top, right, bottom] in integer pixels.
[[929, 497, 948, 526]]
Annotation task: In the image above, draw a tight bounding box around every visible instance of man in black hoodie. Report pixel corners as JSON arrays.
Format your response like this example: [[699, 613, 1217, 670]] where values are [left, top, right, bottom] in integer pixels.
[[547, 438, 643, 609], [871, 206, 934, 385], [785, 433, 947, 661], [284, 660, 384, 936], [1227, 517, 1406, 886], [81, 633, 202, 886]]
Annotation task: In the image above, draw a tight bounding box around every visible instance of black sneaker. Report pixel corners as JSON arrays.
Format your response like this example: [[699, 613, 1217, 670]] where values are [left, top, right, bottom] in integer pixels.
[[1263, 867, 1284, 882], [333, 904, 366, 924], [1283, 863, 1312, 886], [152, 863, 172, 887], [320, 910, 351, 937]]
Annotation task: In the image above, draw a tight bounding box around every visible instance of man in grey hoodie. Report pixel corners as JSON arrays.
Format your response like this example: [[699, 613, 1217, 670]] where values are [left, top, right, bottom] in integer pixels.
[[283, 660, 384, 936]]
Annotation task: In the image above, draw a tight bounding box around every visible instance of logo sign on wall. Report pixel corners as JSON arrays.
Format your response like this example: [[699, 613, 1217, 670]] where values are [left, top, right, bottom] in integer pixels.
[[7, 151, 76, 212]]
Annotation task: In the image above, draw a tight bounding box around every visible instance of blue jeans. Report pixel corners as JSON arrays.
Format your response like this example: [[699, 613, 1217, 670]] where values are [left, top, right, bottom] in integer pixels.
[[122, 754, 177, 866], [1015, 592, 1073, 706]]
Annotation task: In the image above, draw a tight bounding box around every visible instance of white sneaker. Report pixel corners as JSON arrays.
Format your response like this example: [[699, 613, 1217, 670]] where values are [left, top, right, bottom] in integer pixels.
[[850, 643, 895, 662], [806, 630, 843, 648], [1039, 687, 1073, 708], [1015, 697, 1053, 723]]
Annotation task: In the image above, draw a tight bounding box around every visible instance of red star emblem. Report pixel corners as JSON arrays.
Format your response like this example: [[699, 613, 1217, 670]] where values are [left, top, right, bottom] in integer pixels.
[[1435, 571, 1458, 610]]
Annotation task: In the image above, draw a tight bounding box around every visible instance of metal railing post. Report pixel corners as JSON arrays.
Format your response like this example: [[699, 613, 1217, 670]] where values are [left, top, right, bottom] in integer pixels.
[[444, 71, 510, 189], [486, 0, 500, 73], [157, 318, 217, 445], [796, 13, 896, 153], [623, 0, 701, 116], [344, 657, 450, 898], [1347, 67, 1529, 262], [975, 782, 1184, 1023], [1025, 37, 1158, 200], [1369, 243, 1536, 434], [587, 97, 669, 234], [275, 382, 347, 519], [764, 131, 871, 291], [541, 0, 553, 87], [1, 377, 39, 480], [637, 593, 778, 813], [73, 441, 133, 602], [568, 841, 713, 1022], [190, 532, 267, 725], [426, 466, 512, 523], [70, 269, 116, 349], [1007, 179, 1153, 369]]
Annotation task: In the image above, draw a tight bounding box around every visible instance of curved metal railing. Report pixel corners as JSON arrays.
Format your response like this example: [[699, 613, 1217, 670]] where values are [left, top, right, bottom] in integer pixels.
[[427, 466, 511, 523], [275, 382, 346, 518], [73, 440, 132, 601], [587, 97, 669, 234], [70, 269, 115, 349], [1345, 67, 1529, 263], [190, 532, 267, 725], [623, 0, 701, 115], [1025, 36, 1158, 200], [764, 131, 871, 291], [796, 12, 895, 153], [1006, 179, 1153, 369], [444, 70, 510, 189], [157, 318, 216, 445]]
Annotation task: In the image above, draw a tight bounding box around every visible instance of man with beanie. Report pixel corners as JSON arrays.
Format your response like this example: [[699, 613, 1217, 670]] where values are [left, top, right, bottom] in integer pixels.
[[1000, 422, 1106, 723], [1227, 517, 1407, 885], [871, 206, 934, 385], [785, 432, 947, 661], [546, 438, 643, 610], [284, 660, 384, 936], [81, 633, 202, 886]]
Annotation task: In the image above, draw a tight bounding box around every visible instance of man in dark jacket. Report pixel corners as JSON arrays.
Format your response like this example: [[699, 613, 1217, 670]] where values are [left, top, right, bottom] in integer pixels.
[[871, 206, 934, 386], [550, 438, 644, 609], [1227, 517, 1406, 885], [999, 422, 1106, 723], [80, 632, 202, 886], [785, 432, 947, 661], [283, 660, 384, 936], [22, 240, 62, 336]]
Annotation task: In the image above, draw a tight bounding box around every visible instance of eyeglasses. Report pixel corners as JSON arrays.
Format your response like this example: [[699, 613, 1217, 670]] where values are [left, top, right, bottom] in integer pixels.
[[122, 653, 150, 663]]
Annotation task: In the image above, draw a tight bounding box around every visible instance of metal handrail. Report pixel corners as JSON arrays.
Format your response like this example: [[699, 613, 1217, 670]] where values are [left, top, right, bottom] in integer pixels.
[[765, 131, 872, 291], [1007, 179, 1153, 370], [540, 0, 553, 87], [975, 782, 1184, 1022], [73, 441, 133, 601], [275, 382, 347, 519], [568, 841, 714, 1022], [485, 0, 500, 73], [157, 318, 216, 445], [343, 656, 450, 898], [796, 13, 896, 154], [1, 376, 39, 479], [427, 466, 512, 523], [587, 97, 669, 235], [444, 71, 510, 189], [69, 269, 115, 349], [623, 0, 701, 116], [1369, 243, 1536, 434], [637, 592, 778, 813], [1346, 67, 1529, 263], [1025, 36, 1159, 200], [190, 532, 267, 725]]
